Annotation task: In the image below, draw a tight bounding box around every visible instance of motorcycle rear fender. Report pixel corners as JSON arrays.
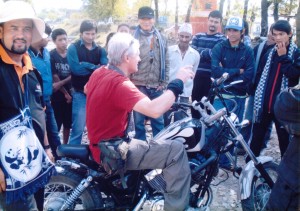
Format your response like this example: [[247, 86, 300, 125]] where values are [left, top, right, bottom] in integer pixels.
[[238, 156, 273, 200]]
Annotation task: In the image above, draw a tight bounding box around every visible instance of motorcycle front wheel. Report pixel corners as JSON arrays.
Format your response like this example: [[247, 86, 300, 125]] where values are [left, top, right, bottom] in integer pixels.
[[241, 161, 278, 211], [44, 169, 103, 211]]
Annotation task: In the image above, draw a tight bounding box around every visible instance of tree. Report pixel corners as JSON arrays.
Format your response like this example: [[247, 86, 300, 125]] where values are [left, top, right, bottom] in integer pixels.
[[243, 0, 250, 20], [175, 0, 179, 35], [261, 0, 272, 36], [185, 0, 193, 22], [278, 0, 298, 20], [219, 0, 226, 17], [296, 3, 300, 46], [273, 0, 279, 21], [154, 0, 159, 23], [83, 0, 127, 20]]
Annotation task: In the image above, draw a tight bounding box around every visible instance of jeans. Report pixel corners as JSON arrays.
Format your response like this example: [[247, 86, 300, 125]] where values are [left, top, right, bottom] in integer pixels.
[[213, 97, 246, 122], [45, 100, 61, 159], [69, 91, 86, 145], [0, 194, 37, 211], [243, 96, 273, 145], [213, 97, 246, 167], [133, 86, 164, 141], [164, 96, 189, 126]]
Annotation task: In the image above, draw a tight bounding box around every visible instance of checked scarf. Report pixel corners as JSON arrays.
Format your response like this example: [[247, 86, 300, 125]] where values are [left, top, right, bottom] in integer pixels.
[[254, 39, 297, 123]]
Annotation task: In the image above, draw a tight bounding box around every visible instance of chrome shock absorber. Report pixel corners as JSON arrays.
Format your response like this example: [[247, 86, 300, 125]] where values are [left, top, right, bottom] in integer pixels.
[[59, 176, 93, 211]]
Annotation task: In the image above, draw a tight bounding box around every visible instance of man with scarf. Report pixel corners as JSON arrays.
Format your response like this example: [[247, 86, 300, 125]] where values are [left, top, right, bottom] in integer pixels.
[[248, 20, 300, 161], [0, 1, 55, 210], [131, 6, 170, 141]]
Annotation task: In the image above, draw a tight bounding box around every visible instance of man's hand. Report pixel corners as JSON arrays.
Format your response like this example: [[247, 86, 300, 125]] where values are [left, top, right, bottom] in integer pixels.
[[276, 42, 287, 56], [65, 93, 72, 104], [45, 149, 55, 163], [240, 69, 245, 74], [53, 81, 63, 92], [156, 85, 165, 91], [176, 65, 195, 83], [0, 167, 6, 193]]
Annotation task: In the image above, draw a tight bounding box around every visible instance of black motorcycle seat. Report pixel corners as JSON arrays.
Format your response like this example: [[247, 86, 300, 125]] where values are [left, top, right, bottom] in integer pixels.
[[57, 144, 90, 161]]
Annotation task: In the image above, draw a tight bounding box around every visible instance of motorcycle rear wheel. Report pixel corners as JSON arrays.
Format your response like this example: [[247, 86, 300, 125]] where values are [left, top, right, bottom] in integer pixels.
[[44, 169, 103, 210], [241, 161, 278, 211]]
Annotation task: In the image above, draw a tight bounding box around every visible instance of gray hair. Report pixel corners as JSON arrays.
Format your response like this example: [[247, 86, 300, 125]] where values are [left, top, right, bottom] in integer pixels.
[[108, 32, 140, 66]]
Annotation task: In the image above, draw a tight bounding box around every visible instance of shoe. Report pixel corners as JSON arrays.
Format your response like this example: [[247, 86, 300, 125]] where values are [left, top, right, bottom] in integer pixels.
[[219, 163, 234, 171]]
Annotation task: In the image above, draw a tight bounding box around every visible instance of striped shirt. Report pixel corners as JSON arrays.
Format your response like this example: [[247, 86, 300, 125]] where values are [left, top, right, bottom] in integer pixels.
[[191, 32, 226, 72]]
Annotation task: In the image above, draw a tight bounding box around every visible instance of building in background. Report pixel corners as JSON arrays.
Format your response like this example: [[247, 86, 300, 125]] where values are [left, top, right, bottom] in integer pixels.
[[190, 0, 219, 34]]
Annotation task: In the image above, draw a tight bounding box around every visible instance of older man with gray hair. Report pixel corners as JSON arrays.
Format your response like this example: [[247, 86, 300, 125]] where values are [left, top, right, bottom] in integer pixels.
[[85, 32, 196, 211], [164, 23, 200, 126]]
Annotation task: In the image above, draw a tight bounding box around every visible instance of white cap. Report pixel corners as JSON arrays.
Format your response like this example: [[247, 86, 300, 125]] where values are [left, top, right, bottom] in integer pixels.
[[178, 23, 193, 35], [225, 17, 244, 31], [0, 1, 45, 43]]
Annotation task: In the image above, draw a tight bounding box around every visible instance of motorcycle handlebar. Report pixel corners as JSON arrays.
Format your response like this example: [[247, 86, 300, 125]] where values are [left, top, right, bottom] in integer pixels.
[[212, 73, 229, 87]]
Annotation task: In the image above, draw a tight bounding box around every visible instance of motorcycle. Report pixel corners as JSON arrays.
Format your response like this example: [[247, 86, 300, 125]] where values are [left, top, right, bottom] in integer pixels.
[[44, 75, 278, 211]]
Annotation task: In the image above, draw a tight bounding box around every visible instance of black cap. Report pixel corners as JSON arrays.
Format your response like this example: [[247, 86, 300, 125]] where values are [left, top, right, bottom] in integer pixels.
[[138, 6, 154, 19]]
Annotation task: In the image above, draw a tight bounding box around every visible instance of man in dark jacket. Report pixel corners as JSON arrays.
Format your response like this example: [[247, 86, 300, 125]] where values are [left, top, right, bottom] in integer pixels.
[[211, 16, 254, 169], [267, 85, 300, 210], [0, 1, 54, 210], [248, 20, 300, 160]]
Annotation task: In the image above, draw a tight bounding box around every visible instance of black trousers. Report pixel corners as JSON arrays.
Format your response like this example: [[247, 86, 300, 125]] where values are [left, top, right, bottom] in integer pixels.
[[249, 111, 289, 158], [191, 71, 212, 119], [267, 136, 300, 210]]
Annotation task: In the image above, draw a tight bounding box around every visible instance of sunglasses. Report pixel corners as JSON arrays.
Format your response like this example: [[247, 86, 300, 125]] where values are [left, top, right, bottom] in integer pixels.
[[121, 39, 135, 58]]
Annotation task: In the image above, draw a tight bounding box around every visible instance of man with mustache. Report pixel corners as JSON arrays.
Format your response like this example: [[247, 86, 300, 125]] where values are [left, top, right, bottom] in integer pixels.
[[131, 6, 170, 141], [0, 1, 54, 210], [191, 10, 226, 119]]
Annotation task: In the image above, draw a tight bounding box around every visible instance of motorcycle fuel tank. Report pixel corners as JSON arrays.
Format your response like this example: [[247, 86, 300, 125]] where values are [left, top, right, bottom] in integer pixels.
[[153, 117, 206, 152]]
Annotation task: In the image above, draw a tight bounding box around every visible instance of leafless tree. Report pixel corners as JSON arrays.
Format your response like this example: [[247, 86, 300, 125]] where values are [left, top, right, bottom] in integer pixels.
[[261, 0, 272, 36], [243, 0, 250, 20], [185, 0, 193, 22], [219, 0, 226, 17]]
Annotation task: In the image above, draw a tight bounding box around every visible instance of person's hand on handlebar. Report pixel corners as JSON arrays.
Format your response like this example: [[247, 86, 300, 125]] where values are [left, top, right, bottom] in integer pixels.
[[176, 65, 195, 83]]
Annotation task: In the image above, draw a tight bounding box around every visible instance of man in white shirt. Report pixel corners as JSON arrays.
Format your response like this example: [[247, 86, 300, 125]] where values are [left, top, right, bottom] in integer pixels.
[[164, 23, 200, 125]]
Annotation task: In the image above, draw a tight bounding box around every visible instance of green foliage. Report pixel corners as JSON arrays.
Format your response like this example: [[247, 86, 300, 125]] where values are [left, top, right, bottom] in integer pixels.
[[278, 0, 299, 17], [83, 0, 128, 21]]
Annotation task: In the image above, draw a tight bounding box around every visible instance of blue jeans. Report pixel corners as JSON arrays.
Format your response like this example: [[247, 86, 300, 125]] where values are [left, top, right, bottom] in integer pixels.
[[133, 86, 164, 140], [213, 97, 246, 167], [213, 97, 246, 122], [45, 100, 61, 159], [0, 194, 37, 210], [69, 91, 86, 145]]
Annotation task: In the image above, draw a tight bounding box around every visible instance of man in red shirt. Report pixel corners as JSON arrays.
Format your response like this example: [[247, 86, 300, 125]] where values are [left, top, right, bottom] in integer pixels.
[[85, 32, 195, 211]]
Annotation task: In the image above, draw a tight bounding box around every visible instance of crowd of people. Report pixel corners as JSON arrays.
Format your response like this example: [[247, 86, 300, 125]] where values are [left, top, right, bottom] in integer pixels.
[[0, 0, 299, 210]]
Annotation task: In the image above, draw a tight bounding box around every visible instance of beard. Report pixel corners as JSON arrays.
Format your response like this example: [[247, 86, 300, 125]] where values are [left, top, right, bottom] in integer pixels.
[[10, 39, 28, 54]]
